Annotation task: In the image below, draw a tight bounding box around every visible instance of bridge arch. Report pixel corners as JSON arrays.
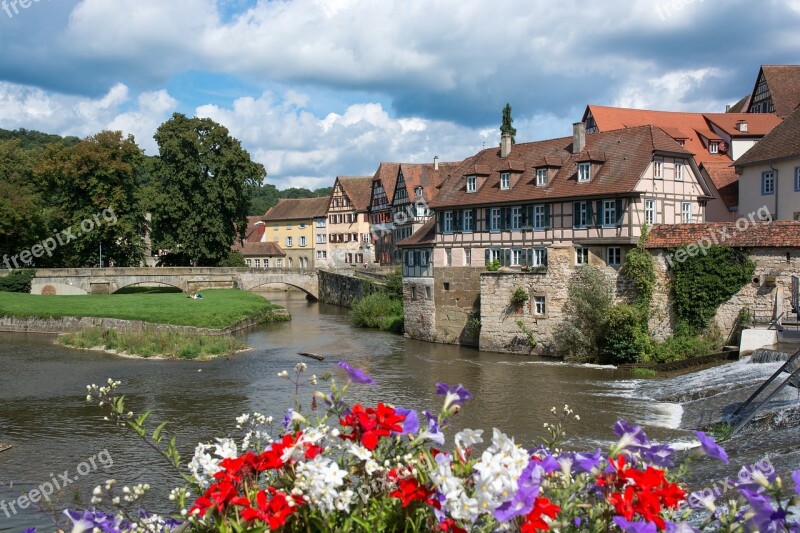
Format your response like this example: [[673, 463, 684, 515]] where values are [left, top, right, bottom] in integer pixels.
[[112, 282, 185, 294], [247, 282, 318, 301]]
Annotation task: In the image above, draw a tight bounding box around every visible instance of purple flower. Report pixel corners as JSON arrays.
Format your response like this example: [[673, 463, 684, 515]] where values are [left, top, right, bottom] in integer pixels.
[[282, 408, 294, 430], [613, 420, 650, 450], [793, 470, 800, 495], [394, 407, 419, 435], [494, 463, 544, 521], [557, 449, 603, 475], [735, 463, 778, 492], [666, 523, 700, 533], [740, 488, 786, 531], [337, 361, 376, 385], [23, 529, 36, 533], [613, 517, 658, 533], [64, 509, 127, 533], [640, 443, 677, 468], [693, 431, 729, 464], [418, 410, 445, 445], [536, 454, 560, 475], [435, 382, 472, 409]]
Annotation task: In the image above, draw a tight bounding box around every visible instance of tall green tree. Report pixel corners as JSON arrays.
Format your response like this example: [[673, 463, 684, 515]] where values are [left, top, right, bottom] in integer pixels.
[[151, 113, 266, 266], [35, 131, 149, 267], [500, 103, 517, 144]]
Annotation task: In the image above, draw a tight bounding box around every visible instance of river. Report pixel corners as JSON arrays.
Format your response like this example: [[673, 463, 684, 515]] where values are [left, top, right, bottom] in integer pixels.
[[1, 293, 797, 530]]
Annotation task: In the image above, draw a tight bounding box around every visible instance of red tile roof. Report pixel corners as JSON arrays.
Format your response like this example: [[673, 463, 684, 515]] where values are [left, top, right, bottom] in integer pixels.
[[430, 125, 696, 209], [734, 105, 800, 166], [337, 176, 374, 212], [371, 163, 400, 207], [646, 221, 800, 249], [396, 218, 436, 247], [758, 65, 800, 119], [397, 161, 461, 205], [700, 161, 739, 211], [232, 241, 286, 257], [243, 216, 267, 242], [263, 197, 329, 221], [703, 113, 781, 138]]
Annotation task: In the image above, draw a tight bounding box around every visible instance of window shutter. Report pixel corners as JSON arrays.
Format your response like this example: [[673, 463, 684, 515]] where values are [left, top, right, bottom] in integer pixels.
[[573, 202, 580, 227], [436, 212, 442, 233], [459, 210, 465, 232], [414, 251, 420, 265], [543, 248, 549, 266], [616, 198, 623, 226], [521, 206, 528, 226], [526, 248, 533, 267], [503, 248, 511, 267], [485, 248, 491, 265], [587, 202, 593, 227], [596, 200, 603, 226], [544, 204, 551, 229], [454, 210, 461, 232], [471, 209, 477, 232], [502, 207, 510, 230]]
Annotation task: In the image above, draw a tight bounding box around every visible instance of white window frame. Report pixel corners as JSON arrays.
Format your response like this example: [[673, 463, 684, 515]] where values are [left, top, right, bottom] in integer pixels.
[[488, 248, 502, 263], [510, 249, 523, 266], [463, 210, 474, 232], [464, 248, 472, 266], [254, 259, 261, 268], [576, 247, 589, 265], [511, 207, 523, 230], [675, 160, 684, 181], [500, 172, 510, 190], [443, 211, 454, 233], [574, 201, 588, 228], [489, 208, 502, 232], [607, 247, 621, 267], [534, 296, 546, 316], [603, 200, 616, 227], [315, 219, 326, 228], [644, 199, 656, 226], [578, 162, 591, 182], [277, 258, 283, 268], [536, 168, 547, 186], [299, 236, 307, 247], [316, 234, 327, 244], [653, 159, 663, 179], [709, 141, 719, 154], [532, 247, 547, 267], [285, 236, 293, 247], [466, 175, 477, 193], [533, 205, 546, 230], [681, 202, 693, 223]]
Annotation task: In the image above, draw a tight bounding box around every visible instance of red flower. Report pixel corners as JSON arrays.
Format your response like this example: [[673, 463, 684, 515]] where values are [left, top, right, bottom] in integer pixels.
[[340, 403, 406, 451], [389, 477, 434, 507], [521, 497, 560, 532], [189, 480, 248, 517], [240, 487, 302, 529], [439, 518, 467, 533]]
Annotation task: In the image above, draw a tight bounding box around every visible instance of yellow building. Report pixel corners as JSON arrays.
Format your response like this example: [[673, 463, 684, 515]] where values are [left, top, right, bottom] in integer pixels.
[[262, 198, 329, 269]]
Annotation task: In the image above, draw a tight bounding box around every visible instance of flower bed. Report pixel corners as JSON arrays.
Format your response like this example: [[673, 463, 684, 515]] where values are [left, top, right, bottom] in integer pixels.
[[27, 363, 800, 532]]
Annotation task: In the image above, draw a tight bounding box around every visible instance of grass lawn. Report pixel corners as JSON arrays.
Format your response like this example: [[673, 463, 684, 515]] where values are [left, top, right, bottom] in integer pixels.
[[0, 289, 281, 329]]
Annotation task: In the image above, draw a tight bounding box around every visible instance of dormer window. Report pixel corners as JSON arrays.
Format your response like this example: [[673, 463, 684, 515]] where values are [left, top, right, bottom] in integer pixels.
[[415, 186, 423, 197], [466, 175, 477, 193], [653, 159, 663, 179], [709, 141, 719, 154], [500, 172, 510, 190], [536, 168, 547, 186], [678, 140, 685, 147], [577, 162, 591, 182]]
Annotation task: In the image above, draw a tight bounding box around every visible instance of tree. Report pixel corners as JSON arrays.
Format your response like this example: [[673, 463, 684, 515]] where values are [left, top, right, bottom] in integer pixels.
[[553, 266, 613, 362], [500, 103, 517, 144], [151, 113, 266, 266], [35, 131, 149, 267]]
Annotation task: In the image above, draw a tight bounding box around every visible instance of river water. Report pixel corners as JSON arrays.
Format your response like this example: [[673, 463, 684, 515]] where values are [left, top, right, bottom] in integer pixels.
[[1, 293, 798, 530]]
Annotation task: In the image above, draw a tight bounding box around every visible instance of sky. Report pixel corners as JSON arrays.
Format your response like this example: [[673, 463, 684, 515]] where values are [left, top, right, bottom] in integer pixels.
[[0, 0, 798, 190]]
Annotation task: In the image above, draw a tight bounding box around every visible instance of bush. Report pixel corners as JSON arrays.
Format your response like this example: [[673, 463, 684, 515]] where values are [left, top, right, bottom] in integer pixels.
[[383, 267, 403, 300], [510, 287, 528, 307], [350, 292, 404, 332], [485, 259, 501, 272], [0, 269, 36, 293], [553, 266, 613, 362], [622, 226, 656, 314], [650, 334, 722, 364], [218, 252, 246, 267], [599, 304, 651, 364]]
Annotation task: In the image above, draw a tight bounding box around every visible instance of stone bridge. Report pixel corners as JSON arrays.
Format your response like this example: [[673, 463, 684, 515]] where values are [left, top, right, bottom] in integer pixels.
[[29, 267, 320, 299]]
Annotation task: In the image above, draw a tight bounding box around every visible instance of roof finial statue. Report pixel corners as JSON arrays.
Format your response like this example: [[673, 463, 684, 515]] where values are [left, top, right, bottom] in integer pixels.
[[500, 103, 516, 145]]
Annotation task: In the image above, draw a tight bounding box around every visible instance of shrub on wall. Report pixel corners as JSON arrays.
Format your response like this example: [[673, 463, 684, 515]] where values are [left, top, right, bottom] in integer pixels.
[[553, 266, 613, 362], [599, 304, 651, 364], [0, 269, 36, 293], [510, 287, 529, 307], [670, 246, 755, 335], [622, 226, 656, 315], [350, 292, 404, 333]]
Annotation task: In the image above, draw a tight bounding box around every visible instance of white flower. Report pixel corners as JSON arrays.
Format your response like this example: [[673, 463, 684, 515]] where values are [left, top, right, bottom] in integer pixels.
[[295, 456, 349, 513], [346, 441, 373, 462], [454, 429, 484, 453], [277, 370, 289, 379]]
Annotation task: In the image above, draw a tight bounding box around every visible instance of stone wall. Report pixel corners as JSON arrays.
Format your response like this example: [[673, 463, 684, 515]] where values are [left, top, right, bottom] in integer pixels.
[[318, 270, 382, 308], [433, 267, 483, 345], [403, 278, 437, 342]]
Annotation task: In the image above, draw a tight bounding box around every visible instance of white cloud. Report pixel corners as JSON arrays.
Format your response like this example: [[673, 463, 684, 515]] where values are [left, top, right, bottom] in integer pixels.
[[614, 68, 727, 111]]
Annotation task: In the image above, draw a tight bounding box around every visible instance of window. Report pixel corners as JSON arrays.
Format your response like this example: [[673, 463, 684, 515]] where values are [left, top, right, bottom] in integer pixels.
[[277, 258, 283, 267], [443, 211, 454, 233], [299, 224, 306, 229], [443, 282, 450, 291], [286, 224, 292, 229], [489, 208, 502, 232], [603, 200, 616, 227], [316, 219, 326, 227], [464, 248, 472, 266], [462, 210, 474, 232], [254, 259, 261, 268], [607, 247, 621, 267], [576, 247, 589, 265], [445, 249, 452, 266], [488, 248, 502, 264], [411, 286, 417, 300], [285, 236, 293, 247], [288, 258, 293, 268], [534, 296, 546, 316], [709, 141, 719, 154], [316, 251, 327, 259], [645, 199, 656, 225], [299, 236, 307, 247], [681, 202, 693, 223], [264, 259, 270, 268], [316, 234, 327, 244], [795, 167, 800, 191], [511, 249, 523, 266], [245, 259, 252, 266], [675, 160, 684, 181], [536, 168, 547, 186], [511, 207, 523, 230], [573, 201, 588, 228], [762, 171, 775, 195], [533, 205, 546, 230], [500, 172, 510, 190], [653, 159, 663, 179], [420, 250, 429, 266], [425, 286, 432, 299], [578, 162, 591, 182], [466, 175, 477, 193], [531, 248, 547, 267]]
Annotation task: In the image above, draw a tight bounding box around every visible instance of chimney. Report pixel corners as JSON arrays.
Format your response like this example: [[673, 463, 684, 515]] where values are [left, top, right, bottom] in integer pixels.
[[500, 132, 512, 158], [434, 155, 439, 170], [572, 122, 586, 154], [725, 104, 731, 112], [737, 120, 748, 132]]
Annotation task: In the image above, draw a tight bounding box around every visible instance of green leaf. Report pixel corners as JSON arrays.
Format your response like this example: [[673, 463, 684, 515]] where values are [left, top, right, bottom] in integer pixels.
[[152, 421, 168, 444]]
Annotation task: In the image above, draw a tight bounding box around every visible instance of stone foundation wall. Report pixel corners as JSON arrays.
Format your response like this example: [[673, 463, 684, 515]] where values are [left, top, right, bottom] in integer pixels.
[[318, 270, 382, 308], [433, 267, 483, 345], [403, 278, 437, 342]]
